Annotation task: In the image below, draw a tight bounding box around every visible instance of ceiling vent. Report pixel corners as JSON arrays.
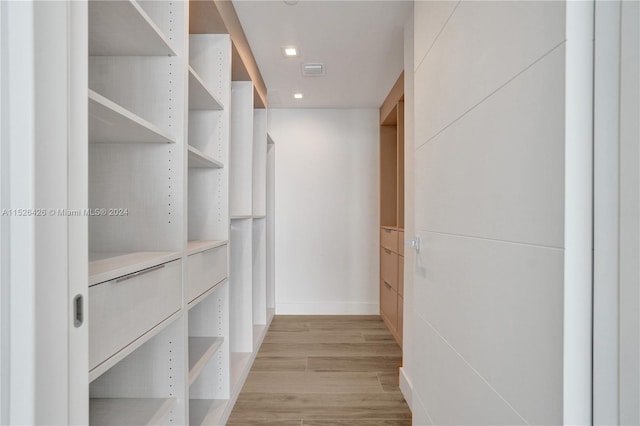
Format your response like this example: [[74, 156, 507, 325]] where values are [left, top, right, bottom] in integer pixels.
[[302, 63, 325, 76]]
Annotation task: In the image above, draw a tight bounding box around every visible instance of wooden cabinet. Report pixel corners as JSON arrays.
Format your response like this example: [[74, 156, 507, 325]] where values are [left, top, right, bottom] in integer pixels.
[[380, 226, 403, 345], [379, 72, 405, 346]]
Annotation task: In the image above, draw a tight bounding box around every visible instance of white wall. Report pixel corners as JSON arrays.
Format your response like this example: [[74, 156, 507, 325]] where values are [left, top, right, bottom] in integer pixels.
[[593, 1, 640, 423], [268, 109, 379, 315], [398, 8, 415, 409], [406, 1, 592, 424]]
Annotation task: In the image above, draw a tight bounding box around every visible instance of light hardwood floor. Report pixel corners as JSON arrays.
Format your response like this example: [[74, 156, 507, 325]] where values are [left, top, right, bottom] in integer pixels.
[[227, 315, 412, 425]]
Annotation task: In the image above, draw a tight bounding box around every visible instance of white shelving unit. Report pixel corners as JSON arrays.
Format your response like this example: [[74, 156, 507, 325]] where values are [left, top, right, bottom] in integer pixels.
[[230, 82, 255, 217], [252, 109, 268, 335], [253, 109, 267, 217], [82, 3, 273, 425], [267, 136, 276, 315], [229, 218, 254, 354], [87, 9, 188, 423]]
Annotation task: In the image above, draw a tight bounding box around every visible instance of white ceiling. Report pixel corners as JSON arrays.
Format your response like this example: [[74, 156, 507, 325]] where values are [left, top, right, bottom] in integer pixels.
[[233, 0, 412, 109]]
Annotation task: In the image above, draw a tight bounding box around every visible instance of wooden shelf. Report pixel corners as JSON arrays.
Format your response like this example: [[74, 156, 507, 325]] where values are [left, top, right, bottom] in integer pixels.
[[188, 145, 224, 169], [187, 240, 228, 256], [189, 399, 227, 426], [189, 337, 224, 386], [90, 397, 176, 425], [89, 0, 176, 56], [89, 251, 182, 286], [189, 67, 224, 111], [89, 90, 175, 144]]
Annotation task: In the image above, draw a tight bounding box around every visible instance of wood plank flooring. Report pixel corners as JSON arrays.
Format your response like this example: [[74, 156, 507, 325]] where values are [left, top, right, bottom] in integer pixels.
[[227, 315, 411, 425]]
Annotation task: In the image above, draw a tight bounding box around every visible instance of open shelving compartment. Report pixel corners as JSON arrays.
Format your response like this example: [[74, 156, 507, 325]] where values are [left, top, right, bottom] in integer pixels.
[[88, 0, 186, 287], [186, 33, 232, 309], [188, 281, 230, 426], [89, 314, 187, 425]]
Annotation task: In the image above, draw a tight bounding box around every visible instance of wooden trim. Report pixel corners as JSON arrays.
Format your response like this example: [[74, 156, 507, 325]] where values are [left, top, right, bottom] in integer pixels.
[[380, 71, 404, 124], [213, 0, 268, 108], [189, 0, 268, 108], [396, 101, 405, 228], [189, 1, 227, 33]]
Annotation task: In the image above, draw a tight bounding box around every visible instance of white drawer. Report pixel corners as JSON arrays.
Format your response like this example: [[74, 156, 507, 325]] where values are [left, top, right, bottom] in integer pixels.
[[381, 227, 398, 253], [381, 247, 398, 291], [89, 259, 182, 370], [186, 245, 228, 303]]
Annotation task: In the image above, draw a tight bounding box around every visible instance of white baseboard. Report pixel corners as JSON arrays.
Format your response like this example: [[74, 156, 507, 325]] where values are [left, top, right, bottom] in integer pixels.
[[399, 366, 413, 410], [275, 302, 379, 315]]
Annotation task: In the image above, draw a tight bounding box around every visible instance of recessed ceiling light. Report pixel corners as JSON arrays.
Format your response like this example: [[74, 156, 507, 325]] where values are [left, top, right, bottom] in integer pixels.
[[293, 92, 304, 99], [281, 46, 299, 57]]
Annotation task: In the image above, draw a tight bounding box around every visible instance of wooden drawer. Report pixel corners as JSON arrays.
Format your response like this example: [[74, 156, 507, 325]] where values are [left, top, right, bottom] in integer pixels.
[[186, 244, 228, 303], [381, 247, 398, 291], [380, 280, 398, 330], [398, 231, 405, 256], [380, 228, 398, 253], [398, 295, 404, 339], [398, 255, 404, 297], [89, 259, 182, 370]]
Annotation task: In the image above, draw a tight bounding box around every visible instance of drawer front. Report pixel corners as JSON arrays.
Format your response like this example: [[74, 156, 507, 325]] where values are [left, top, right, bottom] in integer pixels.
[[380, 228, 398, 253], [398, 255, 404, 297], [89, 259, 182, 370], [398, 295, 404, 339], [398, 231, 405, 256], [186, 245, 228, 302], [380, 280, 398, 329], [381, 247, 398, 290]]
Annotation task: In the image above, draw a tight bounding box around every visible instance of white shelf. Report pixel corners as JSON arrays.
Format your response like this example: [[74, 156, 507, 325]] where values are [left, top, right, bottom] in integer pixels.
[[230, 352, 251, 393], [253, 215, 266, 219], [89, 90, 175, 144], [267, 134, 275, 145], [189, 399, 227, 426], [188, 145, 224, 169], [90, 397, 176, 425], [189, 337, 224, 386], [187, 240, 228, 256], [89, 251, 182, 286], [189, 67, 224, 111], [89, 0, 176, 56], [230, 215, 253, 220]]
